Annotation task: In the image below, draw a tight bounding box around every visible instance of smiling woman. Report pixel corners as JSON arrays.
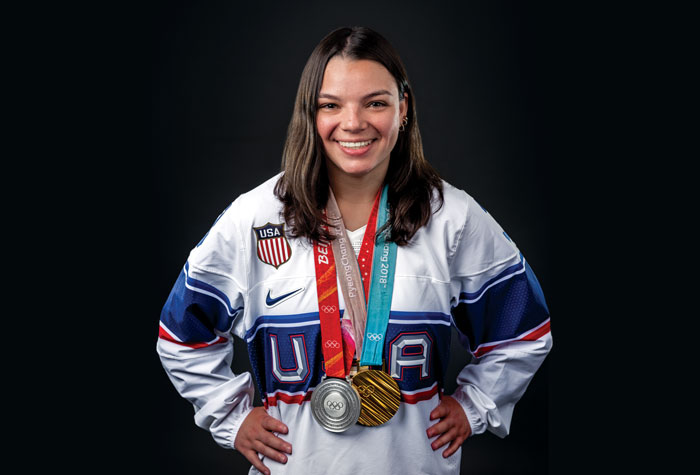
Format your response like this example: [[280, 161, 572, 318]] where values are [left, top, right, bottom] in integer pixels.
[[317, 58, 406, 178], [157, 26, 552, 475], [275, 27, 443, 246], [317, 57, 407, 230]]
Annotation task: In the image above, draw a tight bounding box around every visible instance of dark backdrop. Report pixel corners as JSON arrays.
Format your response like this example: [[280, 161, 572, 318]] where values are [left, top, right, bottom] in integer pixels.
[[139, 1, 603, 474]]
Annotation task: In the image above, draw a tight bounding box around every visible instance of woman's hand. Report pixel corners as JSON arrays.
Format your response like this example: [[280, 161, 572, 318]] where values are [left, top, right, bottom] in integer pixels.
[[426, 395, 471, 458], [234, 407, 293, 475]]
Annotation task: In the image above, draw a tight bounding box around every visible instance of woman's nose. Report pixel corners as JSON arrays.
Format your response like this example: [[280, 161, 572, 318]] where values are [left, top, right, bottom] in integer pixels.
[[341, 106, 366, 132]]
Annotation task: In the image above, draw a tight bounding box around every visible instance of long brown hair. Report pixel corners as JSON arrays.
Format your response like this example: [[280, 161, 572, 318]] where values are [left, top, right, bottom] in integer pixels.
[[274, 26, 443, 245]]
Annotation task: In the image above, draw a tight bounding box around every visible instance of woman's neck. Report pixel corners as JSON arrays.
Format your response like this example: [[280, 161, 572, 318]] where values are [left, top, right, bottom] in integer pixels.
[[328, 169, 385, 231]]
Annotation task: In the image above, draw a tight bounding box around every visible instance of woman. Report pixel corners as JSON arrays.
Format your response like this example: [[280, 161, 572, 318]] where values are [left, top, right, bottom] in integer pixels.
[[157, 26, 551, 475]]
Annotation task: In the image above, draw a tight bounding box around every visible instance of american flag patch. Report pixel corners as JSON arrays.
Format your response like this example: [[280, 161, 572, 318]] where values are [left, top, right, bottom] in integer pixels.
[[253, 222, 292, 269]]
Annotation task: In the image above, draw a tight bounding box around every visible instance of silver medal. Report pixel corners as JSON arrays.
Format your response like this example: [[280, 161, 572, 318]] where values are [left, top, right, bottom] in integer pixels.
[[310, 377, 361, 433]]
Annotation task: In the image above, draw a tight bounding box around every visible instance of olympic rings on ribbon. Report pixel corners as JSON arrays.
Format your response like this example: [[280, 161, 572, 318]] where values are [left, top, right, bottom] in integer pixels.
[[326, 400, 344, 410], [320, 305, 337, 313], [324, 340, 341, 349], [366, 333, 383, 342]]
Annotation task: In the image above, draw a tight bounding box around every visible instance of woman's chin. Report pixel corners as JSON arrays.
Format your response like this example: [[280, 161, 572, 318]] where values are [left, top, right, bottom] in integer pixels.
[[327, 158, 390, 182]]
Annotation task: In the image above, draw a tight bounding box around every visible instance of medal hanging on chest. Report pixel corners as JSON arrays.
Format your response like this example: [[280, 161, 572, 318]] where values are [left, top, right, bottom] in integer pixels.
[[310, 185, 401, 432], [309, 234, 361, 433]]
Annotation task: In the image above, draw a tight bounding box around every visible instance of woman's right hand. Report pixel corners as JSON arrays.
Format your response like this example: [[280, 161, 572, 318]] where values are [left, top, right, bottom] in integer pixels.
[[234, 407, 293, 475]]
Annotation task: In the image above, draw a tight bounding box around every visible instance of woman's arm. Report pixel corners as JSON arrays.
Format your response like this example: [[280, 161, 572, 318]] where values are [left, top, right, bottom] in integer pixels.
[[156, 261, 255, 448], [156, 200, 291, 471], [447, 192, 552, 439]]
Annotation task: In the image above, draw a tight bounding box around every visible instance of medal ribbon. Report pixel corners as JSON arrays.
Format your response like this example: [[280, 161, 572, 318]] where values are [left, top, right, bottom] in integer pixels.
[[358, 194, 381, 303], [359, 185, 398, 367], [313, 185, 396, 374], [326, 188, 381, 360], [313, 234, 346, 378]]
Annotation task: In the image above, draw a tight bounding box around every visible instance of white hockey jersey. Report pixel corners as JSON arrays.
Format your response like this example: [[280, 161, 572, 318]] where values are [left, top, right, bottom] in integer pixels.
[[157, 174, 552, 475]]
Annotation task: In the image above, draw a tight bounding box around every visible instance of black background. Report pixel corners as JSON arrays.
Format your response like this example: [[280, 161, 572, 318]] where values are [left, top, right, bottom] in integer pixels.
[[77, 1, 661, 474]]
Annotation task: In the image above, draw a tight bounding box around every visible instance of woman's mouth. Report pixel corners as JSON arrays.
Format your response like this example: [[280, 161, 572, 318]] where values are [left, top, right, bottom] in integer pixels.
[[335, 139, 375, 155]]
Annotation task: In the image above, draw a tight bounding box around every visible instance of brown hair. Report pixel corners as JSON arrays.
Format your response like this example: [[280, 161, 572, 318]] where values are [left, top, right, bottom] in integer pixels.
[[274, 26, 443, 245]]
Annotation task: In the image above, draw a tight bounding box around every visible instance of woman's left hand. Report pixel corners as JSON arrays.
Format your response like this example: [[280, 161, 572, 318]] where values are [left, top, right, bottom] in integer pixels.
[[426, 395, 472, 458]]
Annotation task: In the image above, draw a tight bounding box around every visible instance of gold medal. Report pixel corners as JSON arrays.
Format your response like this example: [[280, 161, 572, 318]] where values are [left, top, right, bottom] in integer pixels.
[[351, 368, 401, 426]]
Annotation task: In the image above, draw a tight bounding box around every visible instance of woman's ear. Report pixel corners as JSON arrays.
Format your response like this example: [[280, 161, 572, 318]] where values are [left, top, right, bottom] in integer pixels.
[[400, 92, 409, 120]]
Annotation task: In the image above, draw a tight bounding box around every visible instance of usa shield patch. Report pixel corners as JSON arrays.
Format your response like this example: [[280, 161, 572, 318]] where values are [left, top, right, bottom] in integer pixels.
[[253, 222, 292, 269]]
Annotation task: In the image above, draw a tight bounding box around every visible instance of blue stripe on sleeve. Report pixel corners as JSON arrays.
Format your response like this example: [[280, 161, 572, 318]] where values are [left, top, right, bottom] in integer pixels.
[[182, 262, 242, 315], [160, 267, 242, 343], [451, 257, 549, 353], [524, 258, 549, 315], [457, 259, 525, 303]]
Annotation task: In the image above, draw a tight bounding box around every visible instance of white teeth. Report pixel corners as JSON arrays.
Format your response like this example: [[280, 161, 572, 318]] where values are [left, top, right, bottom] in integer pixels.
[[338, 140, 372, 148]]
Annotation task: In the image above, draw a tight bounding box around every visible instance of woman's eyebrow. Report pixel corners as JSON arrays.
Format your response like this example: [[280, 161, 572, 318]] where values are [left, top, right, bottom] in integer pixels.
[[318, 90, 394, 101]]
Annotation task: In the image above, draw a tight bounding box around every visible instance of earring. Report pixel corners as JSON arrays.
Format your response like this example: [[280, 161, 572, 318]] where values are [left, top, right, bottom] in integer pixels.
[[399, 116, 408, 132]]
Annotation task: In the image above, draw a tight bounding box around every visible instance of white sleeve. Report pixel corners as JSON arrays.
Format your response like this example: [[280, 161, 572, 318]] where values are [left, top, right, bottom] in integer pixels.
[[448, 193, 552, 438], [156, 199, 254, 449]]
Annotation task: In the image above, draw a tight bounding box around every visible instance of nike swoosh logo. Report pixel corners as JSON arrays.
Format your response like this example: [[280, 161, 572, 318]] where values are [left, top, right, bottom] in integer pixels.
[[265, 287, 304, 308]]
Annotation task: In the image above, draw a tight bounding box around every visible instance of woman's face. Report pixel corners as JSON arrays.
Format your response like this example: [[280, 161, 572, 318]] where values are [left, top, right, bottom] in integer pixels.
[[316, 56, 408, 183]]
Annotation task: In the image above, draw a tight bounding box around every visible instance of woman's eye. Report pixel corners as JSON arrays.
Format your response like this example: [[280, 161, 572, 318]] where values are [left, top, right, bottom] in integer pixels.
[[319, 103, 336, 109]]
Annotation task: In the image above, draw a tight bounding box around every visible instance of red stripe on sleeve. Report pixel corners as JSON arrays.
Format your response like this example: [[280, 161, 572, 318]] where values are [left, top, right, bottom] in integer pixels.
[[158, 325, 228, 349], [473, 320, 551, 358]]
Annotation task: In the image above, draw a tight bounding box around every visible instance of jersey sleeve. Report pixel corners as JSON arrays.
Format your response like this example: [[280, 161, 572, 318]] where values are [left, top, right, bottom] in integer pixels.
[[448, 192, 552, 438], [156, 198, 254, 449]]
